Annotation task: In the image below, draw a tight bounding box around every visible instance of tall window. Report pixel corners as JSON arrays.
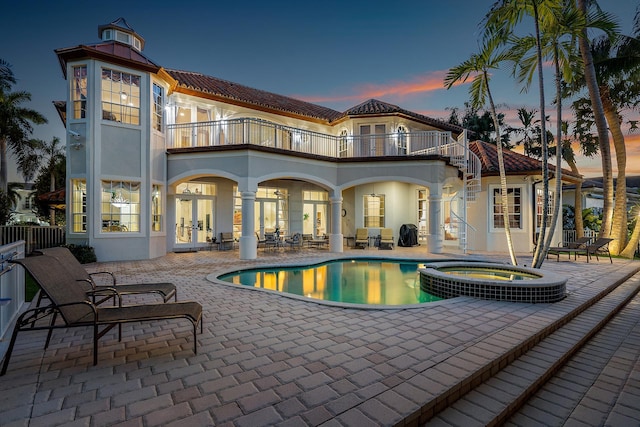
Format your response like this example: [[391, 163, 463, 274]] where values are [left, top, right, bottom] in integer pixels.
[[101, 69, 140, 125], [101, 181, 140, 232], [492, 187, 522, 229], [338, 130, 348, 158], [396, 126, 407, 155], [151, 184, 162, 232], [364, 194, 385, 227], [72, 66, 87, 119], [152, 83, 164, 132], [536, 188, 554, 229], [71, 179, 87, 232]]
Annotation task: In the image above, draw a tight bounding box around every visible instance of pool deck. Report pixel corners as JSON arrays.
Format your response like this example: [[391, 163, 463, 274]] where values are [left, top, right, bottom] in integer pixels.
[[1, 246, 639, 426]]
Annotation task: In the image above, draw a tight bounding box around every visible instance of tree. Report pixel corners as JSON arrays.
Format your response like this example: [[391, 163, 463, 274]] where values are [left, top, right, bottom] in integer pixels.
[[485, 0, 560, 267], [444, 32, 518, 266], [39, 137, 65, 224], [447, 103, 512, 147], [0, 59, 47, 194], [508, 108, 541, 156], [576, 0, 614, 241]]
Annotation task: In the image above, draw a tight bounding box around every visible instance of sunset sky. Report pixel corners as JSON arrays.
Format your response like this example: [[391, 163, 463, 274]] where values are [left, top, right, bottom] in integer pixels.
[[2, 0, 638, 180]]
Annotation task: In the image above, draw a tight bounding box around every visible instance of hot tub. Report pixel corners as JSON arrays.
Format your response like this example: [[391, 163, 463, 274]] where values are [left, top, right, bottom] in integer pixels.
[[419, 262, 567, 303]]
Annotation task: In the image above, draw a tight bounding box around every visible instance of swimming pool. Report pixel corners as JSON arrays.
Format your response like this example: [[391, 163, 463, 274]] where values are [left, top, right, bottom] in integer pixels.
[[217, 258, 443, 307]]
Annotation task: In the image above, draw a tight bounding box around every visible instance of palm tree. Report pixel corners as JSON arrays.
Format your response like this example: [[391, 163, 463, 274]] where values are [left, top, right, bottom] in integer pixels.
[[485, 0, 560, 267], [0, 59, 47, 194], [444, 33, 518, 266], [508, 108, 541, 156], [576, 0, 614, 241], [40, 137, 65, 225]]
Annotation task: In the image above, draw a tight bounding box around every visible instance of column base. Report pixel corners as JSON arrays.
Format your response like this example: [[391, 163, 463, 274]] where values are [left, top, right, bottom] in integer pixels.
[[239, 236, 257, 260], [329, 234, 343, 253]]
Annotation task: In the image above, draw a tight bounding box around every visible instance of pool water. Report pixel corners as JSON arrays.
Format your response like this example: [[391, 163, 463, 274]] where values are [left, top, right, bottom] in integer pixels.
[[218, 259, 443, 305], [439, 267, 538, 281]]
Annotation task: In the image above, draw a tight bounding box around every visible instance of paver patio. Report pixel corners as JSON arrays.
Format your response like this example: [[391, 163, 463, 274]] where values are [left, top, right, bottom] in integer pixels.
[[0, 247, 638, 426]]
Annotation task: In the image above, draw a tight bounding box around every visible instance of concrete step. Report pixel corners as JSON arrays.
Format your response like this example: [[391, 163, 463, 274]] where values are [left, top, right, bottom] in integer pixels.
[[506, 289, 640, 426], [425, 272, 640, 426]]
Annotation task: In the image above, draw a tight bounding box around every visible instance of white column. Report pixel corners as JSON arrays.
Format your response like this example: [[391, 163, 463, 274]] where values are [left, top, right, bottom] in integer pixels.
[[428, 190, 443, 254], [329, 195, 344, 253], [239, 191, 257, 260]]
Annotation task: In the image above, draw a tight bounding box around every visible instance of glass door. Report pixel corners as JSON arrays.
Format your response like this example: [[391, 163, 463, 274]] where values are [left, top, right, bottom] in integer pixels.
[[175, 197, 214, 250]]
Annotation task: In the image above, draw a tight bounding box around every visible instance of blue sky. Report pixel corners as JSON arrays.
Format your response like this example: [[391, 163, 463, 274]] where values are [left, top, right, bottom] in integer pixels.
[[2, 0, 638, 178]]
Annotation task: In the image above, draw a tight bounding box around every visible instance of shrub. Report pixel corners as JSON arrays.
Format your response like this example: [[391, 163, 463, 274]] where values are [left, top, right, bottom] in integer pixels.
[[63, 244, 97, 264]]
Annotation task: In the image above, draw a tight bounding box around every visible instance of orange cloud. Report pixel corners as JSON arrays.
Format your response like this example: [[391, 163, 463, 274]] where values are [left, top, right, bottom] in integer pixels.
[[297, 70, 458, 104]]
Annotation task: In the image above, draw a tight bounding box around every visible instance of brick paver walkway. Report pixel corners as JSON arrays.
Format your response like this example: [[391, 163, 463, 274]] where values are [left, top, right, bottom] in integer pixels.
[[0, 247, 638, 426]]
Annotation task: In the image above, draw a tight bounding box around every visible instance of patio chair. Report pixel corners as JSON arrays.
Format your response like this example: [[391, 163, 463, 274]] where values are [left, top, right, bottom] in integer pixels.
[[355, 228, 369, 249], [284, 232, 302, 250], [256, 232, 267, 249], [379, 228, 394, 250], [1, 255, 202, 375], [264, 231, 281, 251], [36, 247, 176, 304], [219, 232, 235, 250], [580, 237, 614, 263], [546, 236, 591, 262]]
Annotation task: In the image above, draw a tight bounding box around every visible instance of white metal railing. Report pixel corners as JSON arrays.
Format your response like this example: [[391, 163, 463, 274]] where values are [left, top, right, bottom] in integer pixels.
[[0, 241, 25, 341], [562, 229, 597, 246]]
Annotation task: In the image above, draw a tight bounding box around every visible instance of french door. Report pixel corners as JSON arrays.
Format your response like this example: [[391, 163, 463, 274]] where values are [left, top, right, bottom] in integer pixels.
[[175, 197, 214, 250]]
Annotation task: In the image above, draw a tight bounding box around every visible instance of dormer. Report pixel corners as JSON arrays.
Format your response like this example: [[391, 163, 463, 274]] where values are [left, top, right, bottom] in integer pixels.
[[98, 17, 145, 52]]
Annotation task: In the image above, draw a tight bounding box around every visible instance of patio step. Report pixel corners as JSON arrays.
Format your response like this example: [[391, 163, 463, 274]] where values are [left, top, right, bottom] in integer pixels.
[[422, 270, 640, 426]]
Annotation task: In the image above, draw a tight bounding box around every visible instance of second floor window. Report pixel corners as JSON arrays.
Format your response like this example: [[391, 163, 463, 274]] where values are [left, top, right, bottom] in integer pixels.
[[72, 66, 87, 119], [152, 84, 164, 132], [101, 69, 140, 125]]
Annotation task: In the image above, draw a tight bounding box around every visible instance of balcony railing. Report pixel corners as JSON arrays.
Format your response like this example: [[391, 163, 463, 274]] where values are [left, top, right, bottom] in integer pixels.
[[168, 118, 460, 158]]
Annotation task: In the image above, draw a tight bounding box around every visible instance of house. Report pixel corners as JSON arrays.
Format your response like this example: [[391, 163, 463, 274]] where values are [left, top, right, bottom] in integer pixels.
[[54, 18, 580, 261]]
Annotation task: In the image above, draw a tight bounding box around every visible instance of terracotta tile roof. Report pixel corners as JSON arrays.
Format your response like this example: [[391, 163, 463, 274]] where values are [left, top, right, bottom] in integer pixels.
[[166, 69, 344, 122], [55, 41, 160, 77], [342, 99, 464, 134], [470, 140, 581, 180]]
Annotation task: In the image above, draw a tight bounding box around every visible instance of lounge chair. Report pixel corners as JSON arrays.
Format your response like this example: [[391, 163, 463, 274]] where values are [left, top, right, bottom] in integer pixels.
[[1, 255, 202, 375], [36, 247, 176, 304], [379, 228, 394, 250], [355, 228, 369, 249], [219, 232, 235, 250], [546, 236, 591, 262], [580, 237, 614, 263]]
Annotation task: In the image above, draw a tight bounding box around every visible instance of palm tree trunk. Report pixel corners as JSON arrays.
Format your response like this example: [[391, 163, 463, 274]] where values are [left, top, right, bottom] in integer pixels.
[[567, 158, 585, 238], [620, 218, 640, 258], [49, 171, 55, 226], [532, 2, 549, 268], [486, 71, 517, 266], [0, 137, 7, 194], [542, 44, 564, 260], [577, 0, 613, 239], [600, 85, 627, 254]]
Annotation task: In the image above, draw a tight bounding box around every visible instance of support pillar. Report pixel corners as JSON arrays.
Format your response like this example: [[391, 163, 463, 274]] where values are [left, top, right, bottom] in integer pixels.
[[239, 191, 257, 260], [329, 195, 344, 253], [428, 191, 443, 254]]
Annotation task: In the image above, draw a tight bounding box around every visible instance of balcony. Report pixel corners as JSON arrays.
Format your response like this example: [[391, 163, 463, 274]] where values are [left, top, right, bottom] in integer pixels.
[[168, 118, 462, 159], [167, 118, 481, 201]]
